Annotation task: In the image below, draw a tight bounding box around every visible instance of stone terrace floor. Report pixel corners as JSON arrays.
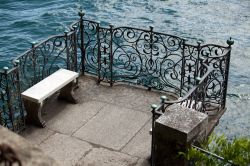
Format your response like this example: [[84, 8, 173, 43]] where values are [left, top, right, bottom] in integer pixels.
[[20, 75, 174, 166]]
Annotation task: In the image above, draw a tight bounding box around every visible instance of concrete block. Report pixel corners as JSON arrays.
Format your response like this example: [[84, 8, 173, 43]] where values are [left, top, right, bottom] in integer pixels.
[[73, 104, 150, 150], [75, 148, 138, 166], [39, 133, 92, 166], [153, 104, 208, 166], [156, 104, 208, 143]]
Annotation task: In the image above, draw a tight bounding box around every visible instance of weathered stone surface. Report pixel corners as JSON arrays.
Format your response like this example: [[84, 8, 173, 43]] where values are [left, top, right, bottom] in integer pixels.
[[75, 148, 138, 166], [110, 85, 172, 113], [135, 159, 150, 166], [73, 104, 150, 150], [0, 126, 59, 166], [154, 104, 208, 166], [20, 126, 55, 145], [39, 133, 92, 166], [122, 120, 151, 159], [44, 101, 107, 135], [75, 76, 118, 103], [156, 104, 208, 143]]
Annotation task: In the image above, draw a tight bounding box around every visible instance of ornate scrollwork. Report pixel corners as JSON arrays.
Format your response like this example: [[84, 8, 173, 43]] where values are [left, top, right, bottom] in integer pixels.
[[14, 34, 77, 91], [111, 27, 184, 94], [82, 21, 99, 75], [200, 45, 230, 110]]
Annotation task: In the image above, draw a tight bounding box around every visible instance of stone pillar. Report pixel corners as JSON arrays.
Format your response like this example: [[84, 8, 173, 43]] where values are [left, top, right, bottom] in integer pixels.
[[153, 104, 208, 166]]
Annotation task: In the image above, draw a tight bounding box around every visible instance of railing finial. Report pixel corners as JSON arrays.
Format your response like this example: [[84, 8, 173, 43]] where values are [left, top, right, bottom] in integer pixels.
[[78, 10, 85, 19], [160, 96, 167, 103], [151, 104, 158, 109], [31, 41, 36, 48], [227, 37, 234, 46], [3, 66, 9, 73], [64, 30, 69, 36], [14, 60, 20, 67], [72, 25, 77, 31]]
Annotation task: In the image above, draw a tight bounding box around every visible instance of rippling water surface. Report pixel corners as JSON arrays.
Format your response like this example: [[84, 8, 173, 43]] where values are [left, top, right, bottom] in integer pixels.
[[0, 0, 249, 138]]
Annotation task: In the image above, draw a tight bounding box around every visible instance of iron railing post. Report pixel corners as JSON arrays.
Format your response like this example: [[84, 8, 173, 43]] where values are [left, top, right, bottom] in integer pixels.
[[78, 10, 85, 74], [31, 42, 36, 84], [109, 24, 114, 86], [180, 39, 187, 96], [222, 38, 234, 108], [13, 60, 25, 128], [72, 25, 78, 72], [151, 104, 158, 166], [160, 96, 167, 113], [97, 22, 101, 84], [64, 30, 69, 70], [196, 41, 201, 83], [147, 26, 154, 91]]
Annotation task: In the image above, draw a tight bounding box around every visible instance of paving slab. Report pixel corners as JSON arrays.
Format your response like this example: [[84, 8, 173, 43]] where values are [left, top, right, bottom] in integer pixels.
[[39, 133, 92, 166], [74, 104, 150, 150], [110, 85, 170, 113], [44, 101, 107, 135], [75, 148, 138, 166], [76, 76, 119, 103], [122, 120, 152, 159], [20, 126, 55, 145]]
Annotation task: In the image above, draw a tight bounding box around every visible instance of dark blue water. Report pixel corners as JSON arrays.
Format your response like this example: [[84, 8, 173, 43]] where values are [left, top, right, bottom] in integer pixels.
[[0, 0, 249, 138]]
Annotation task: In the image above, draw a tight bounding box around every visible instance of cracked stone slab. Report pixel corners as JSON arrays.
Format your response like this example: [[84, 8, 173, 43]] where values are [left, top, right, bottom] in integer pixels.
[[75, 148, 138, 166], [76, 76, 118, 103], [122, 120, 152, 159], [110, 85, 171, 113], [20, 126, 55, 145], [44, 101, 107, 135], [39, 133, 92, 166], [74, 104, 150, 150]]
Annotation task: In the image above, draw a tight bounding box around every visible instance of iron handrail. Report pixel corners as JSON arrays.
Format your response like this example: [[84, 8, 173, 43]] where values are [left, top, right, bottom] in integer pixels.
[[192, 145, 237, 166]]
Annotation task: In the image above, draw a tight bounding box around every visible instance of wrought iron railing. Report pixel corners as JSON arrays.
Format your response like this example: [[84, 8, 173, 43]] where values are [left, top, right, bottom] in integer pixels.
[[0, 66, 25, 132], [0, 11, 233, 134], [13, 31, 78, 92], [0, 27, 78, 132], [71, 11, 233, 112]]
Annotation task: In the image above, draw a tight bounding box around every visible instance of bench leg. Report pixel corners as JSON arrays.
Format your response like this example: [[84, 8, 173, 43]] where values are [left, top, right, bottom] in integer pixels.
[[23, 100, 46, 128], [58, 81, 78, 104]]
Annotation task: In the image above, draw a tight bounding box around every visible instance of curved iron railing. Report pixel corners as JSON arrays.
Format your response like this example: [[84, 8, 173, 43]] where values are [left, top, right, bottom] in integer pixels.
[[13, 30, 77, 91], [0, 27, 78, 132], [72, 12, 232, 112], [0, 11, 233, 134]]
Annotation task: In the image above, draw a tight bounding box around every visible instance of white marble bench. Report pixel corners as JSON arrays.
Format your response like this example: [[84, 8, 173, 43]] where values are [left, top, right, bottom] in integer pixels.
[[21, 69, 79, 127]]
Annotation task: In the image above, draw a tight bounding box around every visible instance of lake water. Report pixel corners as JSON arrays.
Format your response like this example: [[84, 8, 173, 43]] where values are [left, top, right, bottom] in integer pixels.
[[0, 0, 249, 138]]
